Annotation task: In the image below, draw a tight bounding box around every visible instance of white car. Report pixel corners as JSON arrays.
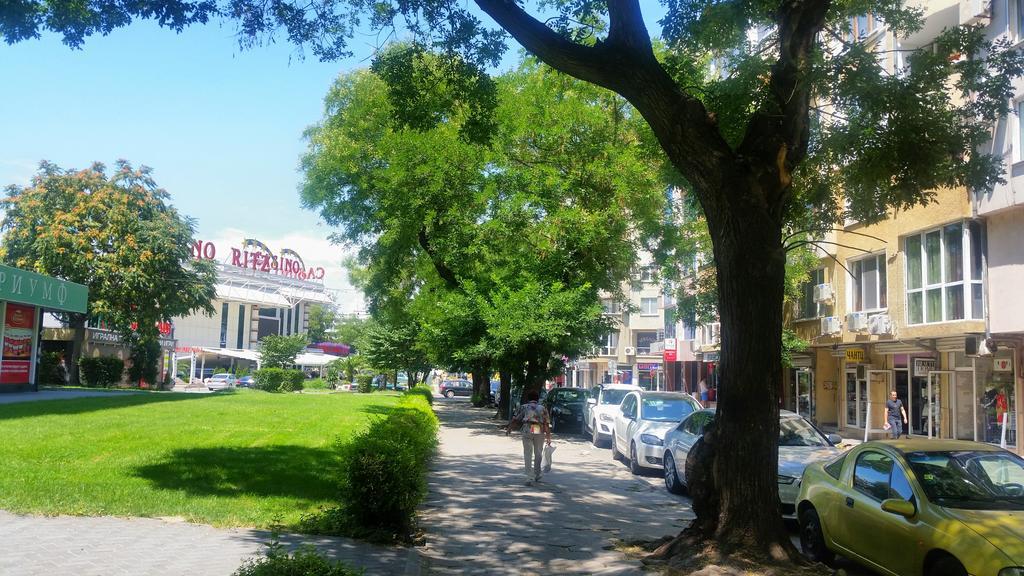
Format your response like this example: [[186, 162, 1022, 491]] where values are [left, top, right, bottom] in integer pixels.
[[611, 390, 703, 474], [584, 384, 642, 446], [662, 408, 842, 517], [204, 373, 237, 391]]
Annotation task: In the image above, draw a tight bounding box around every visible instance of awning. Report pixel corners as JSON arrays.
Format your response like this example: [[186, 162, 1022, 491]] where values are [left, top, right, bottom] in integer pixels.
[[294, 352, 344, 367], [214, 284, 291, 307], [200, 347, 260, 362]]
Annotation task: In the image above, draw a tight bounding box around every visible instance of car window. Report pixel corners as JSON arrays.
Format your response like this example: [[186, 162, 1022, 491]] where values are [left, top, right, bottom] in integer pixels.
[[621, 395, 636, 417], [601, 389, 630, 405], [554, 389, 587, 402], [890, 464, 914, 501], [854, 451, 893, 501], [824, 454, 846, 480], [640, 397, 697, 422], [778, 417, 830, 447]]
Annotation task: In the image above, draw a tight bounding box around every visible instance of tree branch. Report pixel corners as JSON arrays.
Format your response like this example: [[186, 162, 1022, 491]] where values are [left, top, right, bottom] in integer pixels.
[[418, 226, 460, 289], [607, 0, 652, 54]]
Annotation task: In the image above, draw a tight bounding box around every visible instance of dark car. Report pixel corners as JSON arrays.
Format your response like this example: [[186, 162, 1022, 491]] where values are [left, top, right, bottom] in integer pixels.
[[238, 375, 255, 388], [544, 387, 589, 433], [439, 379, 473, 398], [489, 380, 500, 405]]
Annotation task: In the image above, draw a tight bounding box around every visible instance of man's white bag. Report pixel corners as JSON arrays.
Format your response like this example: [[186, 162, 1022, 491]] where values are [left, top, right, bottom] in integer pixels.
[[542, 444, 556, 472]]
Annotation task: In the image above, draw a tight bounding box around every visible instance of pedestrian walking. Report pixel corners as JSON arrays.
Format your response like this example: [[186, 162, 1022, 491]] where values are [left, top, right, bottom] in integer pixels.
[[509, 390, 552, 486], [698, 378, 709, 404], [886, 389, 908, 439]]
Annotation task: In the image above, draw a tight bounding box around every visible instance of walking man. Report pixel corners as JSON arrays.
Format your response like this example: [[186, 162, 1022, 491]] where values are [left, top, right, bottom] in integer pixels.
[[886, 389, 908, 439], [510, 390, 552, 485]]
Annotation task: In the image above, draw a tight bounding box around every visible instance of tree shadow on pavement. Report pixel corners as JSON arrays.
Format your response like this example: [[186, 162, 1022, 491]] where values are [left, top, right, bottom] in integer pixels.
[[134, 445, 339, 501], [418, 403, 693, 576]]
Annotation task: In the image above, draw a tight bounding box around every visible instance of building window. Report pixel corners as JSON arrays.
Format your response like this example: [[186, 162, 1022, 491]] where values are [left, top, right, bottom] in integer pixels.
[[905, 221, 984, 324], [798, 268, 827, 319], [1016, 100, 1024, 164], [640, 266, 656, 282], [636, 331, 659, 354], [285, 307, 292, 335], [601, 298, 620, 314], [849, 253, 887, 312], [1017, 0, 1024, 41], [600, 332, 618, 356], [219, 302, 229, 348], [294, 304, 300, 333], [640, 297, 658, 316], [236, 305, 246, 349]]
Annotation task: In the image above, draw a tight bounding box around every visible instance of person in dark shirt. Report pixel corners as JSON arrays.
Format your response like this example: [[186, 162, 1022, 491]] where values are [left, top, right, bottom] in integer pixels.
[[886, 390, 908, 439]]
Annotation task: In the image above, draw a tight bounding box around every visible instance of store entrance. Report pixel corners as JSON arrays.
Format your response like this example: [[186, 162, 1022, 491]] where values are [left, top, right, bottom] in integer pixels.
[[793, 369, 814, 421], [954, 369, 976, 441]]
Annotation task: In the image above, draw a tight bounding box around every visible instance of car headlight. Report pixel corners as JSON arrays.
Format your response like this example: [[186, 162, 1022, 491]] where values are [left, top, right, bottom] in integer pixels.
[[999, 569, 1024, 576], [777, 475, 798, 485], [640, 434, 663, 446], [599, 413, 614, 422]]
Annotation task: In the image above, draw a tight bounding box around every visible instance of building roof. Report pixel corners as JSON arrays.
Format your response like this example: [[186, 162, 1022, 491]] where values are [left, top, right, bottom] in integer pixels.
[[213, 262, 332, 307]]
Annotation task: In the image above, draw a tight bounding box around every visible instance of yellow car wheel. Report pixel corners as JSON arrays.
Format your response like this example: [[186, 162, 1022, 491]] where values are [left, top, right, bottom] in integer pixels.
[[798, 508, 834, 565]]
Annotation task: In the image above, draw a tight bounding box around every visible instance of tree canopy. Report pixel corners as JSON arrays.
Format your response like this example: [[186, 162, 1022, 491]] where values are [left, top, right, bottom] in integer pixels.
[[258, 333, 308, 368]]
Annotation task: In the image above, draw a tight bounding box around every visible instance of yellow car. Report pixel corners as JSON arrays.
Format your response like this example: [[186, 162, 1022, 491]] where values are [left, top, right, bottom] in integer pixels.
[[797, 439, 1024, 576]]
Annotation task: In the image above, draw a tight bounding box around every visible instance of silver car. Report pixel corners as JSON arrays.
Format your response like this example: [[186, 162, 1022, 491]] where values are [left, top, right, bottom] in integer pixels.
[[662, 409, 842, 518]]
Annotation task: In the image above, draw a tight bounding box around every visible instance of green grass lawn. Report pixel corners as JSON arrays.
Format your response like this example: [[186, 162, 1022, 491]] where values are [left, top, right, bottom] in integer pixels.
[[0, 389, 401, 530]]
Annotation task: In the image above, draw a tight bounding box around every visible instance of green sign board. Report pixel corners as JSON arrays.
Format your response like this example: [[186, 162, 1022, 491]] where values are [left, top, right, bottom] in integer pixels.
[[0, 264, 88, 314]]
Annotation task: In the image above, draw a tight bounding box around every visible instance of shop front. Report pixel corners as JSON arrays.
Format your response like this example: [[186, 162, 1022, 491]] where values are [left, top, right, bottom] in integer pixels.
[[0, 264, 88, 393]]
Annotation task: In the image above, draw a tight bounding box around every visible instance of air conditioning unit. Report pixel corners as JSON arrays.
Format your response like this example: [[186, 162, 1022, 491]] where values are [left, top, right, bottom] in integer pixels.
[[813, 283, 834, 304], [966, 335, 995, 357], [846, 312, 869, 332], [624, 346, 636, 356], [960, 0, 992, 25], [688, 339, 699, 353], [820, 316, 841, 335], [867, 314, 891, 335]]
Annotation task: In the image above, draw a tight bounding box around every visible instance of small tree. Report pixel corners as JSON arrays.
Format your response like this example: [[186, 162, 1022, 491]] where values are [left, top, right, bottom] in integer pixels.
[[258, 334, 308, 368], [306, 304, 336, 343]]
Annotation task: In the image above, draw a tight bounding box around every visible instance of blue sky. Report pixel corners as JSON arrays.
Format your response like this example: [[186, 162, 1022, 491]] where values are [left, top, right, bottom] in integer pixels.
[[1, 7, 667, 312]]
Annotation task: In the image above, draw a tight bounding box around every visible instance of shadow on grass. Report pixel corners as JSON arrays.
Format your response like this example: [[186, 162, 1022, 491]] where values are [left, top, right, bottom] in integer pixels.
[[134, 445, 340, 501], [0, 392, 207, 421]]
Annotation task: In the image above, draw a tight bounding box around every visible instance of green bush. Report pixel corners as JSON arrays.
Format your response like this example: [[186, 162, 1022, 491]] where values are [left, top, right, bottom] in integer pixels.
[[38, 352, 66, 386], [303, 378, 330, 390], [302, 394, 438, 542], [404, 385, 433, 405], [79, 356, 125, 388], [282, 369, 305, 392], [253, 368, 287, 392], [355, 373, 373, 394], [232, 543, 359, 576]]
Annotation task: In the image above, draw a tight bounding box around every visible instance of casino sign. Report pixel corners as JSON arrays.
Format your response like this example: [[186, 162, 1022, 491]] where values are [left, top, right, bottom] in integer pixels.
[[191, 238, 326, 281]]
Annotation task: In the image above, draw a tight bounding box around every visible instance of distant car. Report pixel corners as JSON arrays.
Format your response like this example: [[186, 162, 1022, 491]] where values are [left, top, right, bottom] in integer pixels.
[[611, 391, 703, 474], [205, 373, 237, 391], [543, 387, 589, 433], [237, 375, 255, 388], [489, 380, 500, 405], [663, 409, 841, 518], [439, 379, 473, 398], [583, 384, 642, 447], [797, 439, 1024, 576]]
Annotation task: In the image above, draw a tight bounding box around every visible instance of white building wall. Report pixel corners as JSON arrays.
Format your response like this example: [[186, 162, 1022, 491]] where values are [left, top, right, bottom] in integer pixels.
[[987, 208, 1024, 334]]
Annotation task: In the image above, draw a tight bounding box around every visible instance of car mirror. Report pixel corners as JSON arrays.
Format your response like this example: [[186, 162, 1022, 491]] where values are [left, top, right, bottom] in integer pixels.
[[880, 498, 916, 518], [827, 433, 842, 445]]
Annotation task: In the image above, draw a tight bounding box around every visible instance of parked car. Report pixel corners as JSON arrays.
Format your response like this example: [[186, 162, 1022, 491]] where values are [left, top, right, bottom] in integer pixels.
[[489, 380, 500, 405], [663, 409, 842, 517], [237, 375, 255, 388], [439, 379, 473, 398], [543, 387, 589, 434], [584, 384, 642, 446], [612, 391, 703, 474], [797, 439, 1024, 576], [205, 373, 237, 391]]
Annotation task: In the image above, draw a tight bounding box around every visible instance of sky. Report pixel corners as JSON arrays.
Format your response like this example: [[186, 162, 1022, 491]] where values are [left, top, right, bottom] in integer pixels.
[[1, 6, 668, 315]]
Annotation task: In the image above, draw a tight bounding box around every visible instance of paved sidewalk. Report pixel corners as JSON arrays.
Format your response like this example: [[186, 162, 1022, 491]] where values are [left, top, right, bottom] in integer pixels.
[[0, 511, 417, 576], [416, 399, 693, 575]]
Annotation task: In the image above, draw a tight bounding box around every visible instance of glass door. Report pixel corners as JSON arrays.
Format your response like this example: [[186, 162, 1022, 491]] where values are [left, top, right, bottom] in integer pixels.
[[795, 369, 814, 421], [845, 370, 866, 428], [926, 371, 953, 439], [954, 369, 976, 441]]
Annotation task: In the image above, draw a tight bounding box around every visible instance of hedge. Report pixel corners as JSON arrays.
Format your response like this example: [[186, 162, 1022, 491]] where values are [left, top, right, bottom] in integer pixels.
[[79, 357, 125, 388], [302, 393, 438, 542], [404, 385, 433, 405], [254, 368, 306, 392], [233, 544, 359, 576]]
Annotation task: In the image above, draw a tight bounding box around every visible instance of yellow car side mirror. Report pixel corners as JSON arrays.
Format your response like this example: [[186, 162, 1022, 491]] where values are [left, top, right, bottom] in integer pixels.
[[880, 498, 916, 518]]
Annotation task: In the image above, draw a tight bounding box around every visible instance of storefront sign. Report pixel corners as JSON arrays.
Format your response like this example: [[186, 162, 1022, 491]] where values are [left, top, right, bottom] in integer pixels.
[[913, 357, 937, 377], [703, 351, 720, 363], [637, 363, 660, 371], [663, 338, 677, 362], [845, 348, 865, 363], [88, 329, 175, 349], [1, 303, 35, 384], [192, 239, 326, 281], [0, 264, 88, 313], [994, 358, 1013, 372]]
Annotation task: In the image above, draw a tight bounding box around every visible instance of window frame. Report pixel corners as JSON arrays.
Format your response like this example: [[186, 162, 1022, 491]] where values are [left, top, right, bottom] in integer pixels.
[[847, 252, 888, 313], [904, 221, 984, 325], [639, 297, 659, 316], [797, 268, 828, 320], [635, 331, 660, 354], [853, 450, 894, 502]]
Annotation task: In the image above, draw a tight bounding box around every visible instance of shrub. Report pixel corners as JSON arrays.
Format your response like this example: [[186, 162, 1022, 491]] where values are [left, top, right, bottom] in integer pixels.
[[404, 386, 433, 405], [303, 378, 330, 390], [282, 369, 305, 392], [253, 368, 287, 392], [38, 352, 66, 386], [355, 373, 373, 394], [303, 394, 438, 542], [79, 356, 125, 388], [232, 543, 359, 576]]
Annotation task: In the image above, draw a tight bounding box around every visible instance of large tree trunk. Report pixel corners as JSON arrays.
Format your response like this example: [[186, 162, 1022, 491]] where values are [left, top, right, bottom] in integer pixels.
[[68, 313, 86, 386], [470, 367, 489, 407]]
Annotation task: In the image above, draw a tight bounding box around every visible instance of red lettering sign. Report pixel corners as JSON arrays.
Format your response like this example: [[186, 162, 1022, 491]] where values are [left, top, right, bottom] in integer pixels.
[[193, 240, 325, 282]]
